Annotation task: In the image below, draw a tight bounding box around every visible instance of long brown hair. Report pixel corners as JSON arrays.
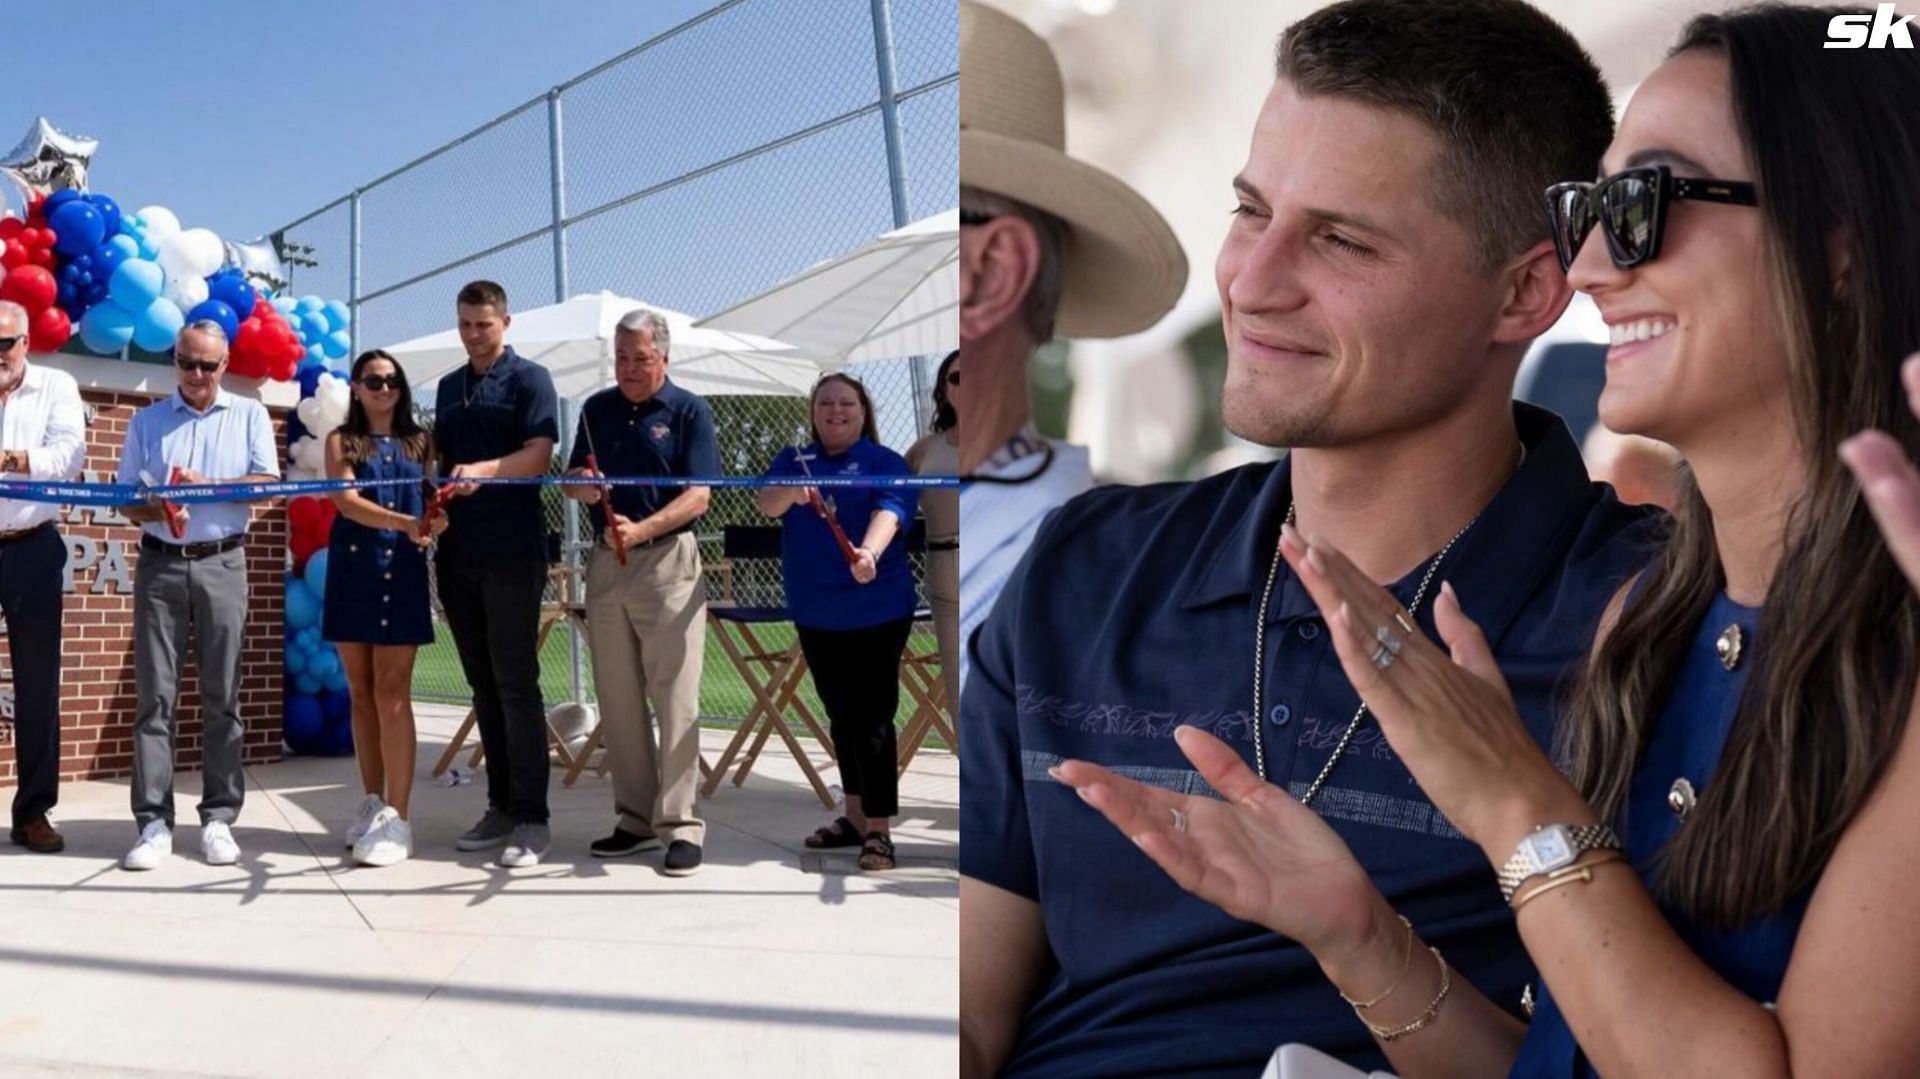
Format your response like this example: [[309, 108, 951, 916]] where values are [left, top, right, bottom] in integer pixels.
[[336, 349, 430, 466], [1559, 5, 1920, 928]]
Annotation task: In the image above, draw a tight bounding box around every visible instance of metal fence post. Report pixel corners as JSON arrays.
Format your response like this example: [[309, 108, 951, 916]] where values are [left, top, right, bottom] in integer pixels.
[[349, 191, 362, 359], [870, 0, 930, 433], [550, 86, 586, 706]]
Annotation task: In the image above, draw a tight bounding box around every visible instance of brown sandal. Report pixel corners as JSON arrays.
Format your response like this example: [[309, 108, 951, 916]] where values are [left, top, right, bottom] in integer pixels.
[[805, 816, 864, 849], [858, 831, 896, 871]]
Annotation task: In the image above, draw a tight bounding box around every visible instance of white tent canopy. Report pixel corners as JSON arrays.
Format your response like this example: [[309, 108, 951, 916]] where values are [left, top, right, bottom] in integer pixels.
[[382, 291, 824, 401], [696, 209, 957, 366]]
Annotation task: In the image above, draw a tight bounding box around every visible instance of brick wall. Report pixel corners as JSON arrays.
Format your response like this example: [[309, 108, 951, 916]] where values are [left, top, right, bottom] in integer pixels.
[[0, 387, 286, 784]]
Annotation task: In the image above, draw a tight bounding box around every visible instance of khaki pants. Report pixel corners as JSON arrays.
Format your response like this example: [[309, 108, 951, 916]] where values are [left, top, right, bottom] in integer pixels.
[[926, 547, 960, 720], [584, 533, 706, 844]]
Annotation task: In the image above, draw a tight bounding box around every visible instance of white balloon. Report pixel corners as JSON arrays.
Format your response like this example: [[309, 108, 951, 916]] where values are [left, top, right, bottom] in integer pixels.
[[291, 436, 324, 474], [163, 273, 209, 313], [158, 227, 224, 282], [317, 376, 351, 429], [136, 205, 181, 244], [295, 396, 322, 430]]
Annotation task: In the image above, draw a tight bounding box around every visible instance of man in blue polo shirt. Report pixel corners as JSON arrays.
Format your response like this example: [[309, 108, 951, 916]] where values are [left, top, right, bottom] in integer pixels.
[[564, 308, 718, 877], [960, 2, 1658, 1075], [434, 280, 561, 868]]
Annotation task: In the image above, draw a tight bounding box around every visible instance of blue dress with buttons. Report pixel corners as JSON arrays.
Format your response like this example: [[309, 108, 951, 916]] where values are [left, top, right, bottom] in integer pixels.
[[1510, 592, 1809, 1077], [322, 436, 434, 646]]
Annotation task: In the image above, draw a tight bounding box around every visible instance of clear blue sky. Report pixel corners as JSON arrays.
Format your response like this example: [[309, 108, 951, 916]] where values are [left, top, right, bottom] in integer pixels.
[[3, 0, 719, 240]]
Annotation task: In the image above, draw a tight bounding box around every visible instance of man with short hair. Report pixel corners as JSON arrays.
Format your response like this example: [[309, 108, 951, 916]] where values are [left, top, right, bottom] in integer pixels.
[[0, 299, 85, 855], [563, 308, 717, 877], [961, 2, 1654, 1074], [434, 280, 562, 868], [118, 320, 281, 870], [957, 0, 1188, 693]]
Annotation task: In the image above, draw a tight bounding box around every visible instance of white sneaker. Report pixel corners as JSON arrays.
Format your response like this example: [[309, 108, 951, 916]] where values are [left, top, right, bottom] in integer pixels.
[[353, 809, 412, 868], [122, 820, 173, 871], [202, 821, 240, 866], [345, 793, 386, 849]]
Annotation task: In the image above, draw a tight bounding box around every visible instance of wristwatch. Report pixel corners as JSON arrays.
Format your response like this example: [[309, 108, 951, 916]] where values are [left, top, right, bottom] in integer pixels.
[[1498, 823, 1622, 902]]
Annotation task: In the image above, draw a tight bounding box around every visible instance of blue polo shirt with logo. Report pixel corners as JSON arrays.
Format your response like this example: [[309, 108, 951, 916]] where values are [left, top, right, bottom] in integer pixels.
[[432, 346, 561, 566], [767, 438, 919, 631], [565, 378, 720, 537], [960, 403, 1662, 1077]]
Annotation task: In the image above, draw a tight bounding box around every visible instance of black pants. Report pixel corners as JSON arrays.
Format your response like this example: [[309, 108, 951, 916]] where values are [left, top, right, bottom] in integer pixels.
[[437, 557, 549, 824], [5, 526, 66, 829], [797, 617, 912, 820]]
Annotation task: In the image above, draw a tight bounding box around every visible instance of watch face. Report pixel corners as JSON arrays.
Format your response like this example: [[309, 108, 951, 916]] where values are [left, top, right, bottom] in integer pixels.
[[1526, 827, 1572, 869]]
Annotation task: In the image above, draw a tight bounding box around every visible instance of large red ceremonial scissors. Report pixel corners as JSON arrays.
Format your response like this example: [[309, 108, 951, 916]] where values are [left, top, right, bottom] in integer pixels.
[[580, 419, 626, 566], [418, 462, 454, 541], [792, 444, 859, 568]]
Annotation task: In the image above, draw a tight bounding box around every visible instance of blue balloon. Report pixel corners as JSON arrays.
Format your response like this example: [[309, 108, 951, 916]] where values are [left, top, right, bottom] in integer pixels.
[[322, 300, 351, 333], [131, 297, 185, 353], [272, 296, 298, 315], [322, 330, 350, 360], [293, 670, 322, 698], [286, 576, 319, 629], [285, 644, 309, 676], [303, 548, 329, 597], [207, 272, 255, 319], [300, 313, 328, 341], [305, 343, 326, 366], [320, 714, 355, 756], [299, 626, 322, 654], [186, 299, 239, 344], [320, 687, 352, 723], [308, 645, 339, 682], [50, 201, 106, 256], [324, 665, 348, 694], [108, 259, 164, 309], [78, 302, 137, 354], [44, 189, 82, 212], [296, 295, 324, 314], [88, 194, 123, 240], [284, 694, 324, 749]]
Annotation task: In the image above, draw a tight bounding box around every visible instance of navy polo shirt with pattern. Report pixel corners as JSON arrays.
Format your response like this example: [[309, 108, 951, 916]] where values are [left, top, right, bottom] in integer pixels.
[[432, 346, 561, 566], [960, 403, 1663, 1078], [565, 378, 720, 538], [767, 438, 919, 631]]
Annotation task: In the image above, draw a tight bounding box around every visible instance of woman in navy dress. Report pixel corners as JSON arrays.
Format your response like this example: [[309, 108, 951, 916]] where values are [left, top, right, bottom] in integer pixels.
[[1053, 8, 1920, 1075], [757, 374, 918, 871], [324, 349, 443, 868]]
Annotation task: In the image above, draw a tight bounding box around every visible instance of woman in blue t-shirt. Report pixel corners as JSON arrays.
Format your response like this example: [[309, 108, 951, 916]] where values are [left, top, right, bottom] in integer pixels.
[[323, 350, 445, 868], [758, 374, 920, 871]]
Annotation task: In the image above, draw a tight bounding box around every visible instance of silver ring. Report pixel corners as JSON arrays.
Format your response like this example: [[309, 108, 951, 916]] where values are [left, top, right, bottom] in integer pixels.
[[1170, 808, 1187, 834], [1375, 625, 1403, 655], [1370, 640, 1399, 671]]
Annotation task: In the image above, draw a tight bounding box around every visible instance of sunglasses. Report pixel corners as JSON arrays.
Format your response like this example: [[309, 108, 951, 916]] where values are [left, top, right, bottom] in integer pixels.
[[944, 370, 960, 387], [357, 374, 404, 391], [960, 209, 995, 226], [0, 335, 22, 352], [1544, 165, 1758, 272], [175, 358, 221, 375]]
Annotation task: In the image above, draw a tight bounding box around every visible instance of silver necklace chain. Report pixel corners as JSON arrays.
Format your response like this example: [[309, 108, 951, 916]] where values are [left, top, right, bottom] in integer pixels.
[[1250, 443, 1520, 803]]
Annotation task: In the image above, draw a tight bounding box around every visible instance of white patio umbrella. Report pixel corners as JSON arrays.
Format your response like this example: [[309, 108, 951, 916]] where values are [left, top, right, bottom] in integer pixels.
[[695, 209, 957, 365], [382, 291, 825, 400]]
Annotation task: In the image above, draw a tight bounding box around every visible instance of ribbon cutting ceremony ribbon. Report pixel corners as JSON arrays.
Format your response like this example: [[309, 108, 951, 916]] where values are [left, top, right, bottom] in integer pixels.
[[0, 473, 956, 508]]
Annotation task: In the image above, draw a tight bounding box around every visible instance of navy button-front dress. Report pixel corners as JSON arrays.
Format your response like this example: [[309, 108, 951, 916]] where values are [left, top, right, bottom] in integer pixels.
[[322, 435, 435, 645]]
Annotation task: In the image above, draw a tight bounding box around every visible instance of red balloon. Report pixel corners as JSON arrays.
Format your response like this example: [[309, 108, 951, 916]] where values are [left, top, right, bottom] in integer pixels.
[[27, 227, 54, 250], [1, 265, 58, 313], [271, 356, 297, 381], [28, 247, 53, 268], [0, 217, 21, 241], [1, 240, 25, 269], [291, 531, 321, 565], [28, 305, 70, 352]]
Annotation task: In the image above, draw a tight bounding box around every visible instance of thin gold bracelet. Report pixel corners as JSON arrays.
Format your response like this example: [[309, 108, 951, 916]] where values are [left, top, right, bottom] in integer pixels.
[[1364, 944, 1452, 1043], [1338, 915, 1413, 1010], [1510, 853, 1627, 914]]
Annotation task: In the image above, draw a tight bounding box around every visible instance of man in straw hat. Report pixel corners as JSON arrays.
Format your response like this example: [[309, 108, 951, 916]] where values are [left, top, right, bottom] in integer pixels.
[[956, 0, 1187, 696], [961, 1, 1661, 1074]]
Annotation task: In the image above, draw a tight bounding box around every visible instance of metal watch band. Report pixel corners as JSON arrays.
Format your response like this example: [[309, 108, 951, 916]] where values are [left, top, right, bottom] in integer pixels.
[[1498, 824, 1622, 902]]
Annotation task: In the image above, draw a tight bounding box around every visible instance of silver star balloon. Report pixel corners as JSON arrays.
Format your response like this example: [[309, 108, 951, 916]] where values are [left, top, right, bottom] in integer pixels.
[[1, 117, 97, 209], [224, 237, 290, 293]]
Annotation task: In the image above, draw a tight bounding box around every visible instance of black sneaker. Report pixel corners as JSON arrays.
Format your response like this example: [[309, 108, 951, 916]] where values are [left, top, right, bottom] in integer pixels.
[[662, 840, 703, 877], [590, 827, 664, 858]]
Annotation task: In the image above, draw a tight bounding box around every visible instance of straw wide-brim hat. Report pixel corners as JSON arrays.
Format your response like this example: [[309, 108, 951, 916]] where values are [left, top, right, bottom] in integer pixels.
[[961, 0, 1188, 340]]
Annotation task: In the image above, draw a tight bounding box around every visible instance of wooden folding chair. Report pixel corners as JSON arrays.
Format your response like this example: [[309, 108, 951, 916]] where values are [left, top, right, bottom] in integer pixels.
[[897, 608, 955, 775], [699, 525, 837, 807], [429, 599, 591, 777]]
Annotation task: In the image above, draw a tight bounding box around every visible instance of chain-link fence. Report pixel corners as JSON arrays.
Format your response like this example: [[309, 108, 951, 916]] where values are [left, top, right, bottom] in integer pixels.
[[273, 0, 957, 735]]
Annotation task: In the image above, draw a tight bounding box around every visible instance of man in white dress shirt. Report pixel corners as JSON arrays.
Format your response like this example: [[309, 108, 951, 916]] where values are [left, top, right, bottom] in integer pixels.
[[0, 299, 87, 854]]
